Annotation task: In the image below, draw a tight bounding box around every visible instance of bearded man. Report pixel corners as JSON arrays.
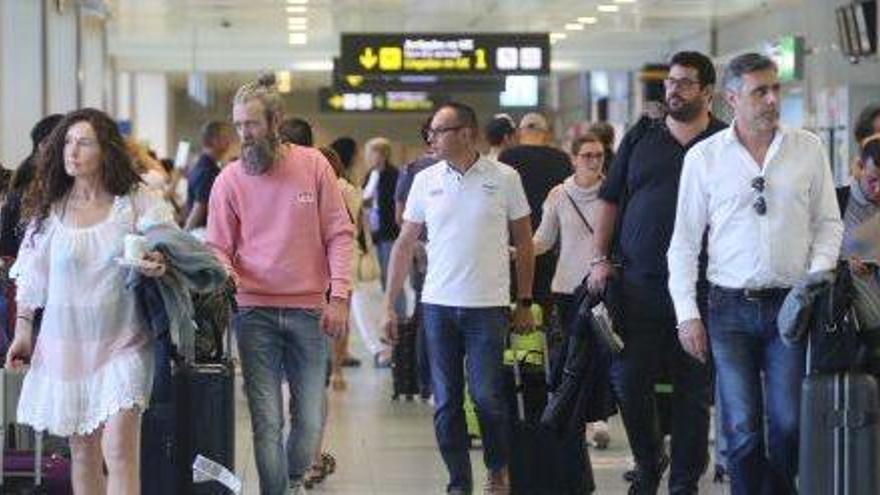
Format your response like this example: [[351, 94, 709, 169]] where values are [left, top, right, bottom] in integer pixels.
[[206, 74, 354, 495], [587, 51, 727, 495]]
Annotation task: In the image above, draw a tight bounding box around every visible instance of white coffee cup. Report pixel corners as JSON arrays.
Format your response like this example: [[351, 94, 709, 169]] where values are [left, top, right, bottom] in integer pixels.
[[124, 234, 147, 262]]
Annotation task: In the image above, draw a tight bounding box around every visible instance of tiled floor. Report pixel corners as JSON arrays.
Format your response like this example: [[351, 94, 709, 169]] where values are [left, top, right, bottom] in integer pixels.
[[231, 355, 730, 495]]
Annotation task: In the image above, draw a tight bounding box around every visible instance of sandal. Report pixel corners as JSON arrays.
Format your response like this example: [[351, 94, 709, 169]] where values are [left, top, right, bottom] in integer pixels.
[[321, 452, 337, 475], [302, 463, 325, 489]]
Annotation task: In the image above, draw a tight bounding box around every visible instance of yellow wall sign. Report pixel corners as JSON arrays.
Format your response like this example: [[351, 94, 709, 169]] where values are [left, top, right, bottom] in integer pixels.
[[340, 33, 550, 76]]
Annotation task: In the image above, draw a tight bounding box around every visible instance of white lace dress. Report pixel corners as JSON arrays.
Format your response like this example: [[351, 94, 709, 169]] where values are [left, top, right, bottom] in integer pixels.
[[10, 187, 174, 436]]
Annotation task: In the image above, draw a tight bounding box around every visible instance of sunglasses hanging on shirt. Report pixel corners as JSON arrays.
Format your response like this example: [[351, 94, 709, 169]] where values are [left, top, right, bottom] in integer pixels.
[[751, 176, 767, 215]]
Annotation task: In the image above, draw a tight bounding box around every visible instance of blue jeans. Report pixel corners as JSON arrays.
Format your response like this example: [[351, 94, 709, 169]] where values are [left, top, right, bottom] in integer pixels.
[[376, 239, 406, 317], [707, 287, 804, 495], [422, 304, 511, 493], [234, 307, 330, 495]]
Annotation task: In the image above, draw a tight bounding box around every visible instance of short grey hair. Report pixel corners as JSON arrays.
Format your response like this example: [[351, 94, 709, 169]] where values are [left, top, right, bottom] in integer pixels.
[[721, 53, 777, 93], [233, 72, 284, 122]]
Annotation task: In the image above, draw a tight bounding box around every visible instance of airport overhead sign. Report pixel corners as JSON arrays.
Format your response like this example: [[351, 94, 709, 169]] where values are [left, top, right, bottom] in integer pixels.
[[332, 59, 505, 92], [340, 33, 551, 76], [319, 88, 445, 113]]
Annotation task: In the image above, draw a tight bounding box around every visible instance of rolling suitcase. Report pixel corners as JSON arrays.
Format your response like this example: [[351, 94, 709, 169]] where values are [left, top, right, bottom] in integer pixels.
[[174, 354, 236, 495], [505, 332, 569, 495], [799, 295, 880, 495], [800, 373, 880, 495], [141, 296, 236, 495], [392, 316, 420, 401], [1, 368, 72, 494]]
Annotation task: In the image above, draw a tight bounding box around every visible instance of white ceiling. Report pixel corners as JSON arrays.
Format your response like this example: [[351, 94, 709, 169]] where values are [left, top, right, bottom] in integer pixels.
[[107, 0, 798, 77]]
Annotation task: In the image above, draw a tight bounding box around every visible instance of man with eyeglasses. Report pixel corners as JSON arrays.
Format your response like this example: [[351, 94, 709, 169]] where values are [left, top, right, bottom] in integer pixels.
[[587, 51, 726, 495], [667, 52, 842, 494], [384, 102, 535, 495]]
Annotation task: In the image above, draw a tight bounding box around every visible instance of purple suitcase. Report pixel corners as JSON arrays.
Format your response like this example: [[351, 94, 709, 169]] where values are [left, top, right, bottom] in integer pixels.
[[1, 369, 72, 494]]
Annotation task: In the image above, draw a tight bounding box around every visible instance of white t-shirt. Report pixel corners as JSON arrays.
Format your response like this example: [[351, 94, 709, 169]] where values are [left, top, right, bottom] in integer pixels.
[[403, 156, 530, 307]]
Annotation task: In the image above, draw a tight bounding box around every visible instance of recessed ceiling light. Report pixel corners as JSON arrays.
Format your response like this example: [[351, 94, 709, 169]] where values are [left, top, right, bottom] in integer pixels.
[[289, 32, 307, 45], [287, 0, 308, 4], [288, 24, 307, 31], [614, 0, 636, 3], [598, 4, 621, 12], [288, 16, 308, 25], [564, 23, 584, 31], [286, 6, 307, 13], [577, 16, 598, 25]]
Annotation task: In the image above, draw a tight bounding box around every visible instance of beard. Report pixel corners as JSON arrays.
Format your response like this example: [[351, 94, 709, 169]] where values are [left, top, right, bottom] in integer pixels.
[[241, 132, 279, 175], [666, 95, 702, 123]]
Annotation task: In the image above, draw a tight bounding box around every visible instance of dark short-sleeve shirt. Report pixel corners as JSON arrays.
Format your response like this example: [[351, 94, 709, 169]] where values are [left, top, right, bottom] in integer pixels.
[[395, 156, 438, 205], [498, 145, 572, 301], [599, 116, 727, 286], [186, 153, 221, 215], [498, 145, 572, 229]]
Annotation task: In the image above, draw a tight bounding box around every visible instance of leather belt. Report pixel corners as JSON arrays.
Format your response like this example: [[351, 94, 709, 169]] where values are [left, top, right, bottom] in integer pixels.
[[710, 285, 790, 300]]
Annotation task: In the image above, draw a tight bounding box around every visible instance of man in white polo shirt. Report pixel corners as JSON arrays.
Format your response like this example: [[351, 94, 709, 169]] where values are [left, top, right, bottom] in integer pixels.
[[667, 53, 843, 495], [384, 101, 535, 495]]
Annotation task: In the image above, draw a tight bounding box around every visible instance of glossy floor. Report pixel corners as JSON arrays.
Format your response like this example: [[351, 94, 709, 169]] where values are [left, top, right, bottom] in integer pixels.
[[231, 356, 728, 495]]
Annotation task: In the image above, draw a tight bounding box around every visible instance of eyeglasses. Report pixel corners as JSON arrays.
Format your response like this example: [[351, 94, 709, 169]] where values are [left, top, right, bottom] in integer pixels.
[[663, 77, 700, 90], [576, 152, 605, 161], [426, 125, 465, 139], [751, 176, 767, 215]]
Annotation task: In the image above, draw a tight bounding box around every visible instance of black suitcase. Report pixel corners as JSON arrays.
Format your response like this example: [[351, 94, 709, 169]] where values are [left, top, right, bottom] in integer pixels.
[[505, 333, 570, 495], [392, 316, 420, 401], [141, 310, 236, 495]]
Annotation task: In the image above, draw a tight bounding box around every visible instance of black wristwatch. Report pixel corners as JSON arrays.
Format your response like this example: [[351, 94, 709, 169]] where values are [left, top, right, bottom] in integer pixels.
[[517, 297, 533, 308]]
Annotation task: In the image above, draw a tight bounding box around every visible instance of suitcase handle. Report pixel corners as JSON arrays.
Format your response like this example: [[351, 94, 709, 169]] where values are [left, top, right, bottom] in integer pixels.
[[507, 332, 551, 421]]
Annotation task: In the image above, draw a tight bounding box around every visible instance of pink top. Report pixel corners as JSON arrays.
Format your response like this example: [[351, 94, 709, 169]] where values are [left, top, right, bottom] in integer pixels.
[[206, 144, 355, 308]]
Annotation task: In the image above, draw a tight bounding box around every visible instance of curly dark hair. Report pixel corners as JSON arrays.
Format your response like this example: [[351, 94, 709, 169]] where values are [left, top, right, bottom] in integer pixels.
[[24, 108, 142, 234]]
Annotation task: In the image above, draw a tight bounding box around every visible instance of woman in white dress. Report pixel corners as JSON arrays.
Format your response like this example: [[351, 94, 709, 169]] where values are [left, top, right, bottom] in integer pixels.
[[5, 108, 172, 494]]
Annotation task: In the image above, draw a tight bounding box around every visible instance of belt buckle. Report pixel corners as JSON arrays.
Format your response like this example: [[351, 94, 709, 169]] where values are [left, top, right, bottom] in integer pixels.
[[743, 289, 761, 301]]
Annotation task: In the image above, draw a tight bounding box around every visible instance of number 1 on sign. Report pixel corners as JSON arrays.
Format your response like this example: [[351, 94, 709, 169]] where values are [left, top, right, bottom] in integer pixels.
[[475, 48, 487, 70]]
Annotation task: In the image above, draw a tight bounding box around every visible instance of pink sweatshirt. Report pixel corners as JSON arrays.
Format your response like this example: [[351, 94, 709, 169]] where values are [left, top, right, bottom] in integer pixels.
[[206, 144, 354, 308]]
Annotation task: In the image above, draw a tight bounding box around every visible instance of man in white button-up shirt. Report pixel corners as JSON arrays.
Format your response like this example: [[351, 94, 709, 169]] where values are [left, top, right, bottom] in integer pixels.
[[667, 53, 843, 495]]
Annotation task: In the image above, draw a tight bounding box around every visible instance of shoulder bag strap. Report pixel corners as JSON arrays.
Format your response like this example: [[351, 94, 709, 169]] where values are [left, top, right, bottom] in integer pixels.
[[563, 189, 594, 235]]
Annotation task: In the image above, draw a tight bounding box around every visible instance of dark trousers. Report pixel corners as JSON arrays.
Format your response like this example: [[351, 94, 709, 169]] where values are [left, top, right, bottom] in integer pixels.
[[553, 293, 596, 494], [610, 281, 711, 494]]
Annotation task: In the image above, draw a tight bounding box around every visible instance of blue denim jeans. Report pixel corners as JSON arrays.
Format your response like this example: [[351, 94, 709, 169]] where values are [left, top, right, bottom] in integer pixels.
[[376, 239, 407, 317], [422, 304, 511, 493], [233, 306, 330, 495], [707, 287, 805, 495]]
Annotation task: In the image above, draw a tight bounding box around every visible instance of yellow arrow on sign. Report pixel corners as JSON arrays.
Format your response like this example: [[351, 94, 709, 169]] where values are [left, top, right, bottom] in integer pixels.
[[328, 94, 344, 109], [346, 75, 365, 87], [359, 48, 378, 70]]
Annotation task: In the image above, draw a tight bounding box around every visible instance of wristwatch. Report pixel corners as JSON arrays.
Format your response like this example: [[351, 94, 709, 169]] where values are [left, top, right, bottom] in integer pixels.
[[589, 255, 609, 267], [517, 297, 533, 308]]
